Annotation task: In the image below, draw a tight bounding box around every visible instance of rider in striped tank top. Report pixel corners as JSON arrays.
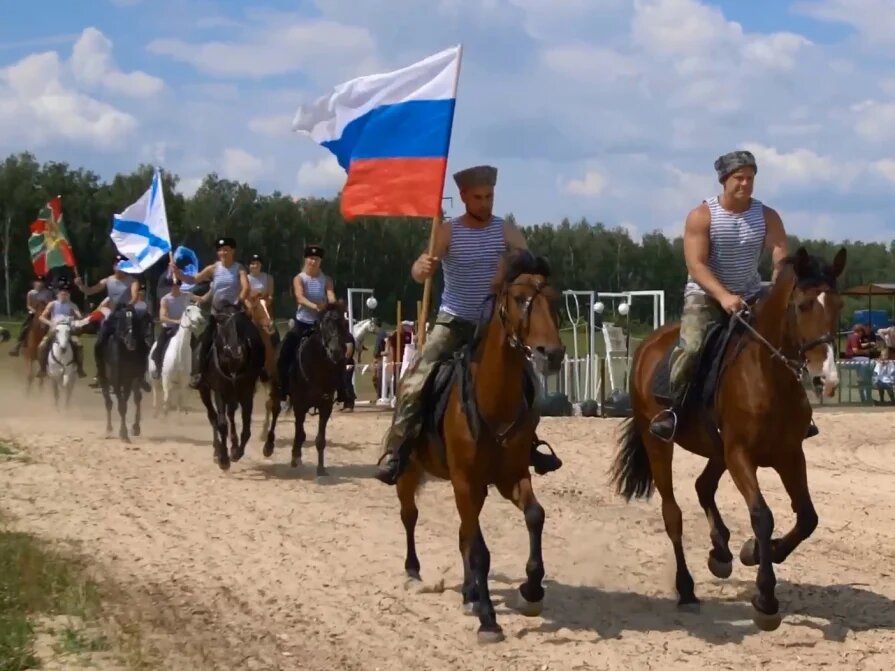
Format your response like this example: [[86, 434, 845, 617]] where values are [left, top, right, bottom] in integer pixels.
[[172, 237, 267, 388], [36, 279, 86, 378], [8, 275, 54, 357], [375, 164, 563, 485], [76, 254, 148, 389], [650, 150, 807, 442], [276, 244, 341, 400]]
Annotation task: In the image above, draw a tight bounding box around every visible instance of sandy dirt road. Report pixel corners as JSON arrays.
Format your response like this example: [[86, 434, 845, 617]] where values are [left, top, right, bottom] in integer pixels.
[[1, 378, 895, 670]]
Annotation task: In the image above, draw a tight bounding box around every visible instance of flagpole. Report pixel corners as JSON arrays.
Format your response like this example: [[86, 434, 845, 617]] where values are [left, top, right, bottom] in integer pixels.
[[417, 44, 463, 349]]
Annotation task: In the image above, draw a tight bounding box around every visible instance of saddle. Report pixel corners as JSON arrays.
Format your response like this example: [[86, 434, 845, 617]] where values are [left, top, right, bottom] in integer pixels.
[[418, 345, 538, 468], [651, 315, 743, 413]]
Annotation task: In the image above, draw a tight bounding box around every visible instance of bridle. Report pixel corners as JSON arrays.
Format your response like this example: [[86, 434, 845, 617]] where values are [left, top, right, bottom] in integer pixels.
[[495, 276, 555, 361], [732, 287, 838, 379]]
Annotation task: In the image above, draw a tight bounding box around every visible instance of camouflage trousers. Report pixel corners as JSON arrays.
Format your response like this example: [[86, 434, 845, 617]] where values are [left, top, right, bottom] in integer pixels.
[[668, 293, 725, 400], [384, 312, 478, 449]]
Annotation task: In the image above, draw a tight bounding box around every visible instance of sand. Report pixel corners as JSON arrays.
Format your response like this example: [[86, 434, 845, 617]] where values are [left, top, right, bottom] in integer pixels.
[[1, 377, 895, 670]]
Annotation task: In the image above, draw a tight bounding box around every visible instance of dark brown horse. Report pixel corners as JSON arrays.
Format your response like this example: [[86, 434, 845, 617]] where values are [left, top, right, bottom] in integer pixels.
[[396, 250, 565, 643], [610, 246, 846, 631]]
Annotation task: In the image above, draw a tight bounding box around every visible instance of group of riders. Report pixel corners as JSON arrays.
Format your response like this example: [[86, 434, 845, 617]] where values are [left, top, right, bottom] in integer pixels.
[[7, 151, 793, 484]]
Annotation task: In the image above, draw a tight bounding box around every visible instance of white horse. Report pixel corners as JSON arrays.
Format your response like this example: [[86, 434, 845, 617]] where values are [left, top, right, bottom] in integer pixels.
[[351, 317, 381, 364], [46, 316, 77, 408], [148, 305, 206, 416]]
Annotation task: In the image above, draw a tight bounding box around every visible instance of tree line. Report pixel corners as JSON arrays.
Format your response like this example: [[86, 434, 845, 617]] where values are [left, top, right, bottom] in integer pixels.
[[0, 152, 889, 328]]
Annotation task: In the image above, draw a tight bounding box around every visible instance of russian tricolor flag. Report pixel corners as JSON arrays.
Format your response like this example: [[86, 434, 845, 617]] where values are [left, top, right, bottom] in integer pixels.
[[292, 45, 461, 221]]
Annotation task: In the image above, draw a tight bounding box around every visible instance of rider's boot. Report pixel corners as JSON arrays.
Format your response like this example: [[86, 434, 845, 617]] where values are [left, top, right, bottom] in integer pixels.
[[530, 436, 562, 474], [189, 338, 206, 389], [805, 419, 819, 439], [35, 342, 49, 378], [8, 341, 21, 357], [649, 384, 687, 443], [374, 415, 416, 485]]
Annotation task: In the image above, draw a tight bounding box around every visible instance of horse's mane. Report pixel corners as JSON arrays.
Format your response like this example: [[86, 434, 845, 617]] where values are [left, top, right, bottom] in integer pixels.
[[778, 250, 839, 291], [497, 249, 551, 287]]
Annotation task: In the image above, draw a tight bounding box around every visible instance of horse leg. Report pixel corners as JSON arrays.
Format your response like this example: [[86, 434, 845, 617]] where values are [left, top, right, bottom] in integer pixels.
[[215, 391, 231, 470], [101, 382, 114, 436], [290, 401, 307, 468], [646, 435, 698, 609], [496, 474, 545, 617], [132, 382, 142, 437], [726, 448, 781, 631], [262, 385, 280, 458], [397, 459, 423, 581], [117, 386, 131, 443], [227, 397, 240, 461], [453, 478, 501, 643], [232, 392, 252, 462], [695, 457, 734, 578], [314, 399, 333, 477], [740, 448, 818, 568]]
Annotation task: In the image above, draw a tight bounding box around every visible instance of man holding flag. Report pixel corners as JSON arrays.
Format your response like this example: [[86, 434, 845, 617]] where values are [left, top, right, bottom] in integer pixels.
[[291, 45, 562, 485]]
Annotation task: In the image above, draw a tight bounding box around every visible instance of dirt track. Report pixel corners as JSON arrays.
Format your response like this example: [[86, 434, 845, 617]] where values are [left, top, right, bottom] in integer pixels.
[[2, 377, 895, 670]]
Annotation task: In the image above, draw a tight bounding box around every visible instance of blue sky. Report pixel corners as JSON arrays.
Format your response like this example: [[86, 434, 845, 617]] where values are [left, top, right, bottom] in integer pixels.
[[1, 0, 894, 243]]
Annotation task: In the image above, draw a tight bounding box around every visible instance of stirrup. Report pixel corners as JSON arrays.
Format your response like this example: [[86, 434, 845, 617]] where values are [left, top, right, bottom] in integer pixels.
[[649, 408, 678, 441]]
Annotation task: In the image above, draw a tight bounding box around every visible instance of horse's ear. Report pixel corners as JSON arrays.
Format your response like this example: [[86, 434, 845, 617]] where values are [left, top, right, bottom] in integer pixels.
[[832, 247, 847, 277], [533, 255, 551, 278], [793, 246, 810, 274]]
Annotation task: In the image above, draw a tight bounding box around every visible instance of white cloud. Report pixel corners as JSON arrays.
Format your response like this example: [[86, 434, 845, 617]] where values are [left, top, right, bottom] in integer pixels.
[[872, 159, 895, 185], [741, 143, 838, 191], [561, 169, 608, 197], [851, 100, 895, 142], [295, 155, 345, 194], [248, 114, 293, 137], [0, 51, 136, 150], [221, 148, 265, 183], [794, 0, 895, 48], [71, 28, 164, 98], [148, 17, 377, 81], [542, 45, 639, 83]]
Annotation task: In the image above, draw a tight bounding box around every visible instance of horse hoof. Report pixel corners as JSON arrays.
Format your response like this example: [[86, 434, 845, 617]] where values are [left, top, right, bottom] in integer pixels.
[[262, 443, 274, 458], [462, 601, 480, 616], [290, 459, 299, 468], [708, 555, 733, 579], [677, 600, 700, 614], [476, 625, 504, 645], [510, 591, 543, 617], [752, 607, 782, 632], [405, 569, 421, 582], [132, 426, 141, 437], [316, 468, 329, 478], [740, 538, 759, 567]]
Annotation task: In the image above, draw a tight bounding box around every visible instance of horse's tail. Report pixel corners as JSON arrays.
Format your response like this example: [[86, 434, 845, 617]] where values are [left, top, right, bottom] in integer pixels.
[[609, 417, 654, 501]]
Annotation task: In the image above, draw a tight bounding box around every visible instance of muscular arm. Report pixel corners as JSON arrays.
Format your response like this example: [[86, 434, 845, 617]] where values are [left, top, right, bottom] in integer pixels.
[[129, 280, 139, 304], [325, 276, 337, 304], [265, 276, 275, 304], [764, 206, 789, 283], [72, 305, 83, 320], [683, 204, 732, 302], [77, 277, 107, 296], [411, 219, 451, 283], [504, 219, 528, 251], [176, 263, 216, 285], [238, 269, 250, 302], [38, 302, 54, 327]]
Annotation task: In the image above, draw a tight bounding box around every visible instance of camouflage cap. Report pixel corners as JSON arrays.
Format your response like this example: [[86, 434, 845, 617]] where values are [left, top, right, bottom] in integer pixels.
[[453, 165, 497, 190]]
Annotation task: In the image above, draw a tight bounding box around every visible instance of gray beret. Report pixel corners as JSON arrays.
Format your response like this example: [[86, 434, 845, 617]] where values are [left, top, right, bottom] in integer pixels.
[[714, 150, 757, 183], [453, 165, 497, 190]]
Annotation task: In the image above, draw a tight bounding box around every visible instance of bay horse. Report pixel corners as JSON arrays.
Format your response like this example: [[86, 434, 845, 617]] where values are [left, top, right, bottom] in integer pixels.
[[23, 300, 49, 391], [264, 303, 350, 475], [99, 305, 150, 442], [198, 302, 265, 470], [246, 296, 281, 439], [610, 246, 846, 631], [395, 250, 565, 643]]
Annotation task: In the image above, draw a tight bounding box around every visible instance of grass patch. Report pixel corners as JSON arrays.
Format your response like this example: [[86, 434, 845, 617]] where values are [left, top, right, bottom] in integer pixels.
[[0, 442, 15, 456], [0, 528, 101, 671]]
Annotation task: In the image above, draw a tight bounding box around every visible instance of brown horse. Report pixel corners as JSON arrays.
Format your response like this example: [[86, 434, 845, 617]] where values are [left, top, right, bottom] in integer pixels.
[[246, 297, 280, 439], [396, 250, 565, 643], [610, 246, 846, 631], [23, 301, 49, 390]]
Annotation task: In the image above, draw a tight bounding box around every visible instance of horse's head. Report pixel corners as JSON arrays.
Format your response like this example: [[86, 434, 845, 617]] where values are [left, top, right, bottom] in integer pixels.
[[785, 246, 847, 397], [181, 304, 206, 331], [52, 317, 72, 352], [493, 249, 565, 375], [318, 301, 350, 363], [114, 306, 140, 351], [214, 305, 246, 367]]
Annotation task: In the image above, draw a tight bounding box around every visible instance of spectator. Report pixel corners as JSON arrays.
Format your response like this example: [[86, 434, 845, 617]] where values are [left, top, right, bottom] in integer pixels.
[[876, 320, 895, 351], [844, 324, 877, 359], [873, 348, 895, 404]]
